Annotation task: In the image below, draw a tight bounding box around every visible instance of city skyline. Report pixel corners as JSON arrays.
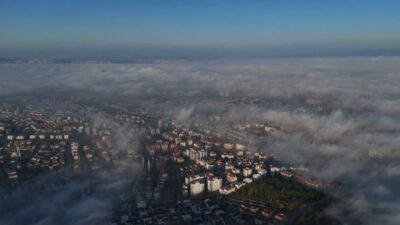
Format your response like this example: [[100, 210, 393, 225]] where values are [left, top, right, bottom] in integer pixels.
[[1, 2, 400, 225]]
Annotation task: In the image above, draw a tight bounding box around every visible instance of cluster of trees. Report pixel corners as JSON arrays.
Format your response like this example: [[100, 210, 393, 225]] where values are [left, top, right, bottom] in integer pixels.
[[230, 177, 325, 210]]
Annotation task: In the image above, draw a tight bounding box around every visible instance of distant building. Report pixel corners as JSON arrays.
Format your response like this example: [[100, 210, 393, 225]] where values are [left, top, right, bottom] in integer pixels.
[[243, 167, 253, 177], [280, 169, 293, 179], [223, 143, 234, 150], [190, 180, 205, 196], [221, 152, 235, 159], [243, 178, 253, 183], [270, 167, 280, 176], [252, 173, 262, 180], [185, 174, 204, 185], [225, 162, 234, 170], [226, 173, 238, 183], [189, 148, 207, 161], [219, 185, 236, 195], [207, 176, 222, 192]]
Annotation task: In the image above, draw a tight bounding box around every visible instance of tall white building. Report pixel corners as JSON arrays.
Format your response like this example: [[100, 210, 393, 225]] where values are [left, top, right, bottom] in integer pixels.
[[190, 180, 205, 196], [207, 176, 222, 192], [189, 148, 207, 161], [199, 149, 207, 159], [71, 142, 79, 161]]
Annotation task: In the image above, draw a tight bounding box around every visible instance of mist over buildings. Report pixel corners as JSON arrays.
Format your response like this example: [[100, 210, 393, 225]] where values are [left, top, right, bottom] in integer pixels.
[[1, 57, 400, 224]]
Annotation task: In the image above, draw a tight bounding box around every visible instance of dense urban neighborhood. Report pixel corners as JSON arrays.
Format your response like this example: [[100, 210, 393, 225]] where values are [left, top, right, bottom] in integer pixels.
[[0, 99, 340, 225]]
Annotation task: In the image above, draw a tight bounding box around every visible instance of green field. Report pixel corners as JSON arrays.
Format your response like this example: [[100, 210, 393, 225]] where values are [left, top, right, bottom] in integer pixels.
[[229, 177, 326, 210]]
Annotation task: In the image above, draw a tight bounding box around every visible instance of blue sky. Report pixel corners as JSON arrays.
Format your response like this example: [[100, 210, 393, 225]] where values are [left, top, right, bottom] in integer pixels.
[[1, 0, 399, 59]]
